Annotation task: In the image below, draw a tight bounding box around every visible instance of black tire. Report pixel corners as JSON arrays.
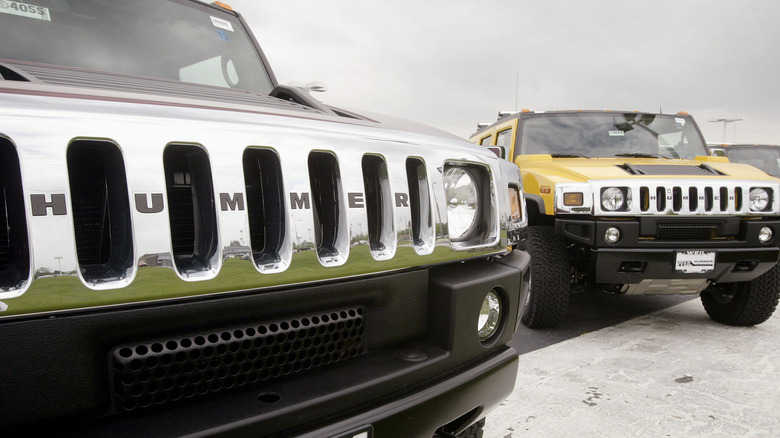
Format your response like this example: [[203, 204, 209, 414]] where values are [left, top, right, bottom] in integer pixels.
[[521, 225, 570, 328], [701, 263, 780, 326]]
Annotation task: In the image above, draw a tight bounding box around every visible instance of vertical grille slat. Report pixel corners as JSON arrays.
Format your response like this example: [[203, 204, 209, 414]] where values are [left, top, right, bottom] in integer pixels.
[[0, 138, 29, 290], [67, 140, 133, 283], [164, 144, 217, 274], [406, 158, 434, 252], [735, 187, 743, 211], [719, 187, 729, 212], [308, 152, 347, 264], [688, 187, 698, 212], [672, 187, 683, 212], [242, 148, 285, 266], [639, 187, 650, 212], [655, 186, 666, 212], [362, 155, 394, 259]]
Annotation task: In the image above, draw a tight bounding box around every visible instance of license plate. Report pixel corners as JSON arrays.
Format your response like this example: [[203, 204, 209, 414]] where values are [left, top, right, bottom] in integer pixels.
[[331, 425, 373, 438], [675, 251, 715, 273]]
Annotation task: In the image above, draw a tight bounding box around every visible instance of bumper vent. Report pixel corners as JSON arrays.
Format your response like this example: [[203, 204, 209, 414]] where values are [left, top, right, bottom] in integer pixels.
[[656, 224, 719, 240], [112, 307, 365, 412]]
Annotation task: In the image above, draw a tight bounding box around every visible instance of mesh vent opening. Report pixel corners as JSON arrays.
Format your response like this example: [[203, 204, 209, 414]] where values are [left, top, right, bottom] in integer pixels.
[[657, 224, 719, 240], [0, 138, 29, 290], [112, 308, 366, 412], [164, 144, 217, 274]]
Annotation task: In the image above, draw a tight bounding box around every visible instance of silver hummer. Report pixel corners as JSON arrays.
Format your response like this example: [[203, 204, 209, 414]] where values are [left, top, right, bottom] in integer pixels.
[[0, 1, 530, 436]]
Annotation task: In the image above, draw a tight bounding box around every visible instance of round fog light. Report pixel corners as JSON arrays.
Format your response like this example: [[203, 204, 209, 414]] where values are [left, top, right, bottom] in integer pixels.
[[478, 290, 502, 342], [604, 227, 621, 244], [759, 226, 773, 244]]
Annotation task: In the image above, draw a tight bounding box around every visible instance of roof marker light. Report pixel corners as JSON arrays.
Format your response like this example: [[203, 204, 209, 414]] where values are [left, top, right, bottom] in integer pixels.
[[212, 1, 233, 11]]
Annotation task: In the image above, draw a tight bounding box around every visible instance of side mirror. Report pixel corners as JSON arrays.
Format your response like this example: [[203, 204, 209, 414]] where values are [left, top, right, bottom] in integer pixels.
[[709, 148, 726, 157], [487, 146, 506, 159]]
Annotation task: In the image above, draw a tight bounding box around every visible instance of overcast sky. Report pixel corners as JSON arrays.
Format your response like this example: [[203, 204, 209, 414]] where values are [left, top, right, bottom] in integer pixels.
[[229, 0, 780, 144]]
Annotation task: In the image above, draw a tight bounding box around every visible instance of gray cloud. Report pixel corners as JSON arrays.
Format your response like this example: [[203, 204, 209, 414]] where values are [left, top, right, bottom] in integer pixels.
[[231, 0, 780, 143]]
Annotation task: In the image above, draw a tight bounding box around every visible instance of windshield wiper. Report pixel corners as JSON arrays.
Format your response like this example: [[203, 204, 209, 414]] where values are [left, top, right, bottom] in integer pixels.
[[614, 153, 667, 159], [550, 153, 589, 158]]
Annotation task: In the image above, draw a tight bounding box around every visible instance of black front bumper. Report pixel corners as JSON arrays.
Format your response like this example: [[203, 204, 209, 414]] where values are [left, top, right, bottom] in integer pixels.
[[2, 250, 530, 437], [557, 216, 780, 284], [215, 348, 519, 438], [592, 247, 779, 284]]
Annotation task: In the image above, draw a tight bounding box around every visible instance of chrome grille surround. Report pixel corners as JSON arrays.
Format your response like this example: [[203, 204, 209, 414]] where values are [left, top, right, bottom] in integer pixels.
[[0, 88, 526, 314], [555, 179, 780, 216]]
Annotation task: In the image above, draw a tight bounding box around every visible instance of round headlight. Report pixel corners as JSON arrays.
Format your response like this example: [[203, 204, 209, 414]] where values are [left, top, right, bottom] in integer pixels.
[[604, 227, 621, 244], [749, 188, 770, 211], [601, 187, 625, 211], [759, 226, 773, 244], [478, 290, 502, 342], [444, 168, 479, 240]]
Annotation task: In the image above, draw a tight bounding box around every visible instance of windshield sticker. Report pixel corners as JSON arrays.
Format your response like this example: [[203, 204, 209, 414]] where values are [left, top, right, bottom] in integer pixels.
[[675, 117, 686, 126], [0, 1, 51, 21], [608, 130, 625, 136], [210, 16, 234, 32]]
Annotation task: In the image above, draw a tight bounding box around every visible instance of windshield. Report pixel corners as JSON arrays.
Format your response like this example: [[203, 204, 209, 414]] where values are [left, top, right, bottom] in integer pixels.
[[725, 146, 780, 177], [0, 0, 273, 93], [518, 113, 708, 159]]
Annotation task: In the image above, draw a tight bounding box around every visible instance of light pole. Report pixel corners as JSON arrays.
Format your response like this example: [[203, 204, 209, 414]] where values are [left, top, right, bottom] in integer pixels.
[[709, 117, 743, 143], [54, 256, 62, 275]]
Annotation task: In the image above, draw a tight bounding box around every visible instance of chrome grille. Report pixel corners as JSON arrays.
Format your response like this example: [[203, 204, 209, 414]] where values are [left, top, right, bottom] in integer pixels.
[[0, 90, 518, 310], [638, 184, 742, 214], [584, 180, 778, 216]]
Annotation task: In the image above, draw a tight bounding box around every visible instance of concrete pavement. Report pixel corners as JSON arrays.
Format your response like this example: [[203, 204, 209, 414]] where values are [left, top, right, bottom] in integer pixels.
[[485, 299, 780, 437]]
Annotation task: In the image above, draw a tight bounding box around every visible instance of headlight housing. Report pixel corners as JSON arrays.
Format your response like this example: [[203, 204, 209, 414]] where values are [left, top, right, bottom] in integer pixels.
[[749, 187, 771, 212], [443, 164, 496, 247], [601, 187, 630, 211], [444, 167, 479, 240]]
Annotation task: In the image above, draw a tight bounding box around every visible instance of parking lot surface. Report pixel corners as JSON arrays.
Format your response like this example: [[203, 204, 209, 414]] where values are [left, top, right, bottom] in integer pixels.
[[485, 299, 780, 437]]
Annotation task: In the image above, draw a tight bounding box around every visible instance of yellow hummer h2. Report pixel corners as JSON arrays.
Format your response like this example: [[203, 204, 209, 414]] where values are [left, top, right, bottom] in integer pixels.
[[472, 109, 780, 328]]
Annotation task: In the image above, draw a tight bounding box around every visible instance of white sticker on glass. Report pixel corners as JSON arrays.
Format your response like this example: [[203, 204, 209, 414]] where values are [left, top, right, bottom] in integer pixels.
[[210, 16, 234, 32], [0, 1, 51, 21]]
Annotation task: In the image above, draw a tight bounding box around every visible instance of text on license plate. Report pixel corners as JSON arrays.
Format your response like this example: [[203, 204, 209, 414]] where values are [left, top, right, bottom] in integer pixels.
[[675, 251, 715, 273]]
